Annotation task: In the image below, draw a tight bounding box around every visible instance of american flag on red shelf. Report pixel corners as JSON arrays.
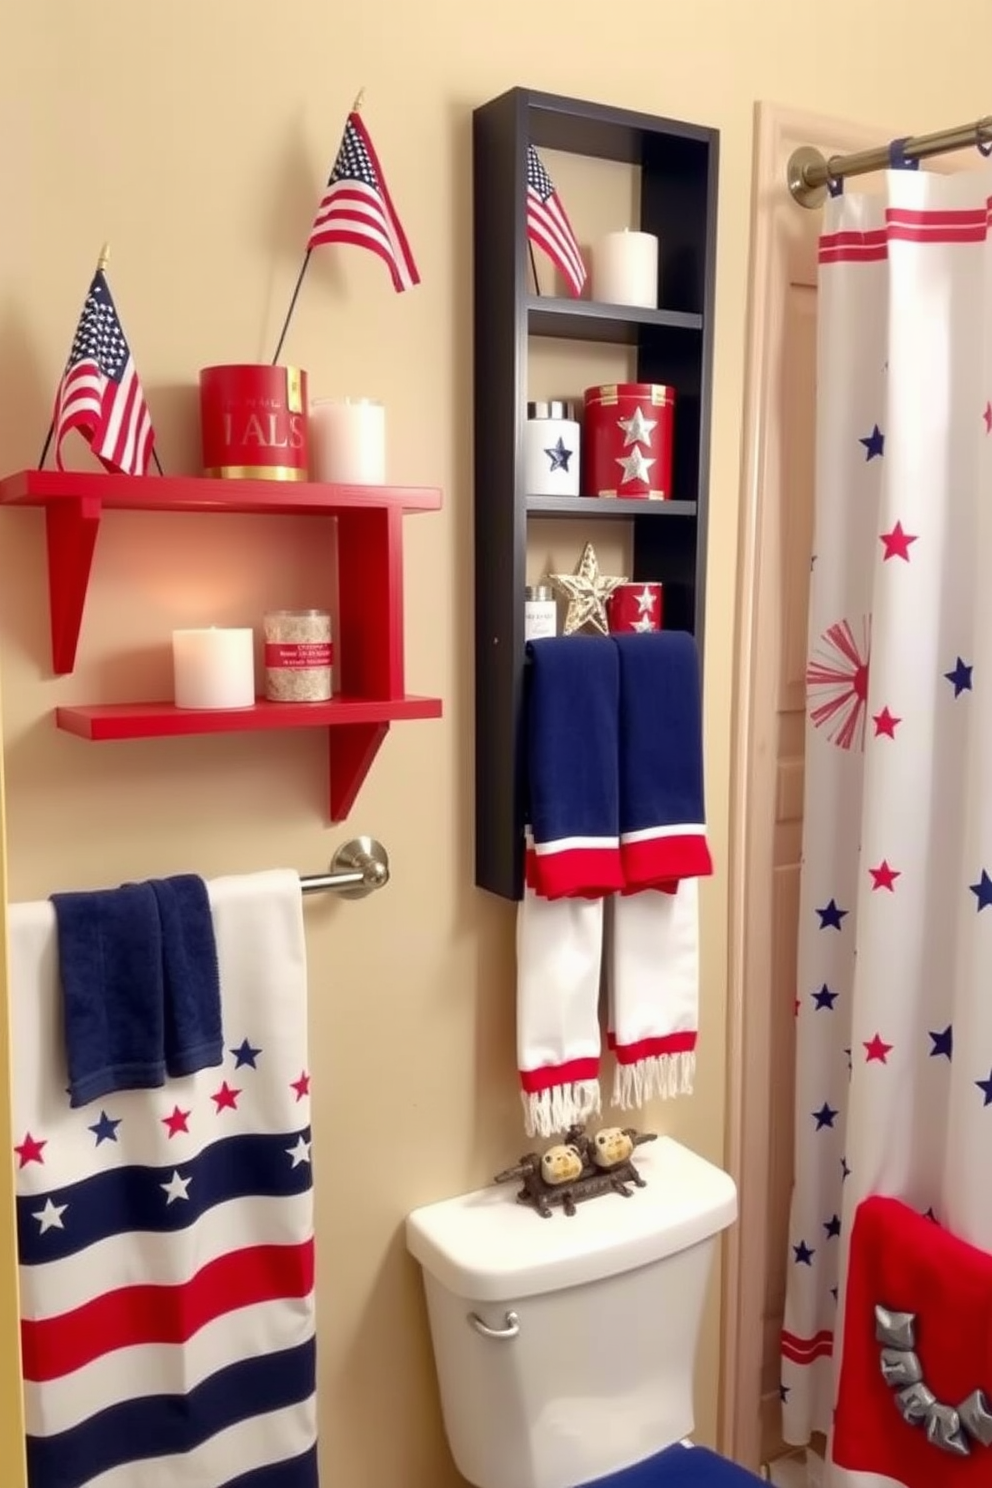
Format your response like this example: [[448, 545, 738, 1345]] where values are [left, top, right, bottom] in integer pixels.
[[52, 268, 156, 476], [307, 109, 420, 292], [526, 144, 587, 298]]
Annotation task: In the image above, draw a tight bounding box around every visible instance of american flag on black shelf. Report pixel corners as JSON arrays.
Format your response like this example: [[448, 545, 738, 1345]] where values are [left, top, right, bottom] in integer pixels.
[[307, 110, 420, 292], [526, 144, 587, 298], [52, 268, 156, 476]]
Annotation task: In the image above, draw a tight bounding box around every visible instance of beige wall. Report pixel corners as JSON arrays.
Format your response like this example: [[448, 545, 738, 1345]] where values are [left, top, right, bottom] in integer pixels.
[[2, 4, 991, 1484]]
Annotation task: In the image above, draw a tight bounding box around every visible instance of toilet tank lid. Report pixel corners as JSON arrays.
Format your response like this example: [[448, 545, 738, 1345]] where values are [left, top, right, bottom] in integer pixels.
[[405, 1137, 737, 1303]]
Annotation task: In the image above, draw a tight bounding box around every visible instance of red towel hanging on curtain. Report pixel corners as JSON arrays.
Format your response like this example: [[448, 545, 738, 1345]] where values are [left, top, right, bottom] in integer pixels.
[[834, 1195, 992, 1485]]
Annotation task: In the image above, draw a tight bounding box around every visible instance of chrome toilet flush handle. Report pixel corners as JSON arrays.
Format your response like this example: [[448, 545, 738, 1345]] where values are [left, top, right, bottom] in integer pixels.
[[468, 1310, 520, 1339]]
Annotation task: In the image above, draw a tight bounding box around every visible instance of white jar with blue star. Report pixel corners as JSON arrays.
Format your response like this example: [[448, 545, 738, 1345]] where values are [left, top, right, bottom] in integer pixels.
[[523, 400, 580, 497]]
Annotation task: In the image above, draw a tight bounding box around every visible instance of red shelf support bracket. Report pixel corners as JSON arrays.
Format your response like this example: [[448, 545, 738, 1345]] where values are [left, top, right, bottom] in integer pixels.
[[328, 722, 390, 823], [45, 496, 102, 675], [337, 507, 404, 698]]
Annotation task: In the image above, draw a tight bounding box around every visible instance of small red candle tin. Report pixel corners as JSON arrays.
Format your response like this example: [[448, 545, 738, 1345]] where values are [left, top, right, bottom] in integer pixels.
[[583, 382, 675, 500], [608, 582, 664, 633], [199, 364, 309, 481]]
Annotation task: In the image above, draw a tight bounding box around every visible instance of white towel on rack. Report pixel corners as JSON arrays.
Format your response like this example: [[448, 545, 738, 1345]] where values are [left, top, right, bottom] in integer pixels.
[[9, 869, 320, 1488]]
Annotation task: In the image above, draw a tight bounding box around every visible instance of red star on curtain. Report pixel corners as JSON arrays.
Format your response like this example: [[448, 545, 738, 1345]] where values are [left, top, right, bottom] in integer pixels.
[[872, 706, 901, 738], [879, 521, 918, 562], [864, 1034, 894, 1063]]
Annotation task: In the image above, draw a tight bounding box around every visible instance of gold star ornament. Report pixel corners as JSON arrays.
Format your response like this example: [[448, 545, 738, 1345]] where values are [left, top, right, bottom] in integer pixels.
[[548, 541, 627, 636]]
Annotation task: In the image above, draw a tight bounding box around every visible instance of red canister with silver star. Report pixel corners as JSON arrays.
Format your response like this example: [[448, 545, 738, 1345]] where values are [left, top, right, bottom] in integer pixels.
[[582, 382, 675, 500], [607, 582, 664, 633]]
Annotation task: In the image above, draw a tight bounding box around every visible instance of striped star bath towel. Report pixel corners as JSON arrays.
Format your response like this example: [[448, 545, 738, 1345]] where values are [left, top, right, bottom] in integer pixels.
[[9, 868, 318, 1488]]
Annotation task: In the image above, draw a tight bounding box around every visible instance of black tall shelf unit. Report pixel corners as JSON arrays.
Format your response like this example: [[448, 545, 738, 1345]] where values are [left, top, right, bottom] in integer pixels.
[[473, 87, 719, 900]]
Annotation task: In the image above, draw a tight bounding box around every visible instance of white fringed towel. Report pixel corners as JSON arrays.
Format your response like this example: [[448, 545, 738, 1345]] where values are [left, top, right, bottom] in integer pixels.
[[606, 878, 699, 1109], [516, 885, 603, 1139], [9, 869, 320, 1488]]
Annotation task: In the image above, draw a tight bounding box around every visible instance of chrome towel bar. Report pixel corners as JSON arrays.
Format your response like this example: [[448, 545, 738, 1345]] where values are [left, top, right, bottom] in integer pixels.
[[300, 836, 389, 900]]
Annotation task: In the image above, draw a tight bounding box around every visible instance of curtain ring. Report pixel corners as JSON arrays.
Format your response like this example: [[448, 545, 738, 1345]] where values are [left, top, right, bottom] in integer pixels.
[[827, 175, 844, 198], [888, 137, 919, 171], [977, 130, 992, 158]]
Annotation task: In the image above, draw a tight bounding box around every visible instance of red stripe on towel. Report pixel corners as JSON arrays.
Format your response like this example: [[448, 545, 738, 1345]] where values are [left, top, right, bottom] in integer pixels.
[[607, 1031, 697, 1064], [519, 1057, 600, 1095], [620, 833, 713, 890], [528, 845, 625, 899], [21, 1239, 314, 1382]]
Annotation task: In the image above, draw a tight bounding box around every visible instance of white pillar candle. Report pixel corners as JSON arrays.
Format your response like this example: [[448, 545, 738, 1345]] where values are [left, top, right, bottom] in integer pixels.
[[172, 628, 255, 710], [309, 398, 386, 485], [591, 230, 659, 309]]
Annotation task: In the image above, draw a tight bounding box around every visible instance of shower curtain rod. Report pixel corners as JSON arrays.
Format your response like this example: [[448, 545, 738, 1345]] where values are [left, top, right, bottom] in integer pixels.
[[787, 115, 992, 209]]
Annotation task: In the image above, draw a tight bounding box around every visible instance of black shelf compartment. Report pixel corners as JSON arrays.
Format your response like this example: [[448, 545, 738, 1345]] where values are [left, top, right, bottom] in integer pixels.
[[473, 86, 719, 900]]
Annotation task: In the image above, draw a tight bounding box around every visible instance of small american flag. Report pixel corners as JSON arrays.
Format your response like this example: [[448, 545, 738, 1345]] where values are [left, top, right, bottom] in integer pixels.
[[53, 269, 155, 476], [307, 111, 420, 293], [527, 145, 587, 298]]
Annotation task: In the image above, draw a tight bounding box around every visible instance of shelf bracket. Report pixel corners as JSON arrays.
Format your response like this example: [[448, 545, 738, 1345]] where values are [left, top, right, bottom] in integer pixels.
[[328, 722, 390, 823], [45, 496, 102, 675]]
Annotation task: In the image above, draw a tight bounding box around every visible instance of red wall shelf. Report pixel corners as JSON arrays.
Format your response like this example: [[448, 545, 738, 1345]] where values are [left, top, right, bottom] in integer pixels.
[[56, 696, 443, 823], [0, 468, 444, 823], [0, 469, 441, 675], [56, 695, 443, 741]]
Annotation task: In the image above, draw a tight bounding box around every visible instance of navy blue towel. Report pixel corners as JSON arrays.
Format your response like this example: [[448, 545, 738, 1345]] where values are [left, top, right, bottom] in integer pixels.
[[149, 875, 223, 1078], [524, 635, 624, 898], [51, 883, 166, 1108], [52, 873, 224, 1108], [613, 631, 714, 889]]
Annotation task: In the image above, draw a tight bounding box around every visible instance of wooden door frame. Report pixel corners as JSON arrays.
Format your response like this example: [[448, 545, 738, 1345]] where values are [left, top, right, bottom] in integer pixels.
[[718, 101, 886, 1469]]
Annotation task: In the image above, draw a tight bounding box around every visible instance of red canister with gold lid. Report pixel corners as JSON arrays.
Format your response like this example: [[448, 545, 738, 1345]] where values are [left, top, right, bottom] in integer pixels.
[[583, 382, 675, 500], [199, 363, 310, 481]]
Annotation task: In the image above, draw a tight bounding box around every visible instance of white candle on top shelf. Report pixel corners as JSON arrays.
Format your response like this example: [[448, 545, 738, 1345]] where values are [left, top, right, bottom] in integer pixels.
[[172, 628, 255, 710], [309, 398, 386, 485], [592, 229, 659, 309]]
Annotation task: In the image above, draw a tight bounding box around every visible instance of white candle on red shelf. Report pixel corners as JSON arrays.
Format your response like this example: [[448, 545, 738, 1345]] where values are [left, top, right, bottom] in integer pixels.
[[172, 628, 255, 710], [592, 229, 659, 309], [309, 398, 386, 485]]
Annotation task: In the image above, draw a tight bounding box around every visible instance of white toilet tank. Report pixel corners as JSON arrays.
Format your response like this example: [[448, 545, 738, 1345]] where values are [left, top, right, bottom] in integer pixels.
[[406, 1136, 737, 1488]]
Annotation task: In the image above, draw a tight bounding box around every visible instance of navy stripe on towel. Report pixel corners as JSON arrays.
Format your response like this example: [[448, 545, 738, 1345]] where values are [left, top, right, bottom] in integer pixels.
[[221, 1443, 320, 1488], [17, 1129, 313, 1265], [26, 1337, 316, 1488]]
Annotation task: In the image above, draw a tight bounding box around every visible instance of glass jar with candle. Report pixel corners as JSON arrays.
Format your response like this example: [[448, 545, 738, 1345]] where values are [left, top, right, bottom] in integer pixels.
[[263, 610, 334, 702], [522, 400, 581, 498]]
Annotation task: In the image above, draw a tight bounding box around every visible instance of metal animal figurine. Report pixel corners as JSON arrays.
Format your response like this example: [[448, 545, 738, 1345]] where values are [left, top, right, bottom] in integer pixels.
[[494, 1124, 658, 1218]]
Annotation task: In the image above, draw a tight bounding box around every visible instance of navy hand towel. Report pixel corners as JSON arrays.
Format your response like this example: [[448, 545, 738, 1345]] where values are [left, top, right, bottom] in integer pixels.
[[51, 883, 166, 1108], [149, 874, 223, 1077], [613, 630, 714, 888], [524, 635, 624, 898]]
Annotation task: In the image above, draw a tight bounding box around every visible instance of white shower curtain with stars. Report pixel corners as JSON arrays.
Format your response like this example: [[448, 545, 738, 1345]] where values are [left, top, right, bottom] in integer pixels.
[[781, 166, 992, 1479]]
